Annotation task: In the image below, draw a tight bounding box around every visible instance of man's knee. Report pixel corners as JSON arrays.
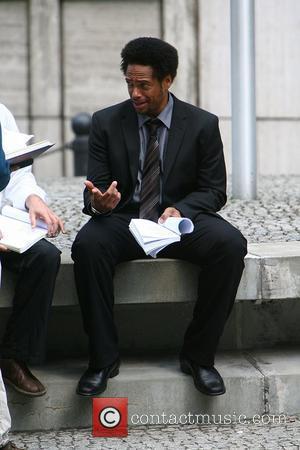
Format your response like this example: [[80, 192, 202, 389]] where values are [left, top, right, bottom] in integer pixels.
[[72, 227, 93, 261], [71, 225, 111, 262], [27, 239, 61, 270], [221, 227, 247, 260]]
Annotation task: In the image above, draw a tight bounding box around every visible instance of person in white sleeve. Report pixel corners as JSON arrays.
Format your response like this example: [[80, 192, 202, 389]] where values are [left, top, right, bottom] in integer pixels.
[[0, 116, 22, 450], [0, 103, 64, 402]]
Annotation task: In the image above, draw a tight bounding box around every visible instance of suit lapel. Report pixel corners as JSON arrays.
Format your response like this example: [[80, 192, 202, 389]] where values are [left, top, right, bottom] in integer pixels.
[[121, 101, 140, 186], [163, 97, 188, 183]]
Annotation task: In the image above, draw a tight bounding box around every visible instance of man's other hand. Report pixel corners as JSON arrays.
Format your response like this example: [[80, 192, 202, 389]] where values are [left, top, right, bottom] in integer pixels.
[[25, 194, 65, 237], [85, 180, 121, 213], [158, 207, 181, 223]]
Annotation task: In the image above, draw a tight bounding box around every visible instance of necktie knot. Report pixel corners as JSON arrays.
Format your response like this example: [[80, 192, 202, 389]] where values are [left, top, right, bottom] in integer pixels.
[[146, 118, 162, 137]]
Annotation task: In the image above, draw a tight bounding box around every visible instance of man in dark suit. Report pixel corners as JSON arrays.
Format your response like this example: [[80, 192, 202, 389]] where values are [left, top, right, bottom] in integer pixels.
[[72, 37, 247, 397]]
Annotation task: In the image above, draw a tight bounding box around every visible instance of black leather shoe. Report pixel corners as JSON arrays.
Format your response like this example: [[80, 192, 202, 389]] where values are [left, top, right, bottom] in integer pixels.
[[76, 359, 120, 397], [180, 357, 226, 396]]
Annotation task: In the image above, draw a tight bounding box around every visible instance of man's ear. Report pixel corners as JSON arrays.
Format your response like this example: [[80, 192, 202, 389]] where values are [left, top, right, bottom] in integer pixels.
[[163, 74, 173, 91]]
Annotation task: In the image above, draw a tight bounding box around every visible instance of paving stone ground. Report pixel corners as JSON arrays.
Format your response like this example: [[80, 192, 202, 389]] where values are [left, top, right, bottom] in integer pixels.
[[38, 175, 300, 251], [10, 415, 300, 449]]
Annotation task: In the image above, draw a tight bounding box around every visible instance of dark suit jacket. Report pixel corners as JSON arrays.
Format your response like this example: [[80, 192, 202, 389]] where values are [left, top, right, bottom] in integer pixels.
[[84, 94, 227, 221]]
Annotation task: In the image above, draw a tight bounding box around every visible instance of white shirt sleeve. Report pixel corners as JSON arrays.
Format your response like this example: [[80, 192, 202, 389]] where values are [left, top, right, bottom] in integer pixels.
[[2, 166, 47, 211], [0, 104, 47, 209]]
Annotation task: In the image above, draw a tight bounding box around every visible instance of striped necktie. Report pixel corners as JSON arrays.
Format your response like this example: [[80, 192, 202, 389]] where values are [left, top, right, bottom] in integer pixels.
[[139, 118, 162, 221]]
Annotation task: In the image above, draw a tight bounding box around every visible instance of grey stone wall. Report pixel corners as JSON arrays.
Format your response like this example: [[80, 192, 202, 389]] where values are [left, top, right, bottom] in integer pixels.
[[0, 1, 28, 132], [0, 0, 299, 177]]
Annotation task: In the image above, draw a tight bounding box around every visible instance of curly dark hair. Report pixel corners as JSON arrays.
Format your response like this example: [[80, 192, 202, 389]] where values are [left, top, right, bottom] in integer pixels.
[[120, 37, 178, 81]]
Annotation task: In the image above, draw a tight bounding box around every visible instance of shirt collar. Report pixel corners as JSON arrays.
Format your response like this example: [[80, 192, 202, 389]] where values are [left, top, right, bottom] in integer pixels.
[[137, 93, 174, 129]]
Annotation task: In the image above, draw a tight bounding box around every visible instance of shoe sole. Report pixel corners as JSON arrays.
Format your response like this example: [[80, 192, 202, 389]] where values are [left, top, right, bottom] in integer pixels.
[[3, 377, 47, 397], [180, 360, 226, 396], [76, 366, 120, 397]]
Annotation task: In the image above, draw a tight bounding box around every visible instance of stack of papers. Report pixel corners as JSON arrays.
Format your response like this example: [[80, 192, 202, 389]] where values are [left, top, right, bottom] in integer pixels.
[[2, 128, 54, 165], [129, 217, 194, 258]]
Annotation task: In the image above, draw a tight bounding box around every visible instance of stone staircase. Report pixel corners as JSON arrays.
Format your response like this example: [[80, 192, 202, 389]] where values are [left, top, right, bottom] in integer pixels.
[[1, 241, 300, 430]]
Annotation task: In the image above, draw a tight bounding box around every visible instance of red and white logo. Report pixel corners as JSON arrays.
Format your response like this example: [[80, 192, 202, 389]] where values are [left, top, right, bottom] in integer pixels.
[[93, 398, 128, 437]]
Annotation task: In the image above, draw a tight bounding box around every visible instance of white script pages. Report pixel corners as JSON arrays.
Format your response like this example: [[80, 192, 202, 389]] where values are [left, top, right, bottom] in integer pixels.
[[129, 217, 194, 258], [2, 128, 54, 165], [0, 205, 47, 253]]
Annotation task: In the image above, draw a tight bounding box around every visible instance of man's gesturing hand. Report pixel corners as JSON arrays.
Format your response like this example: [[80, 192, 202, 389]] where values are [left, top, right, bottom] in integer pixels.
[[85, 180, 121, 213], [158, 207, 182, 223], [26, 194, 65, 237]]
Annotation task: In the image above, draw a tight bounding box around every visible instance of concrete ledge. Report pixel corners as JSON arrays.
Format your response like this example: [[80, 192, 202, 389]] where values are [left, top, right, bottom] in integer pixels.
[[1, 242, 300, 307], [248, 242, 300, 301], [7, 352, 264, 431]]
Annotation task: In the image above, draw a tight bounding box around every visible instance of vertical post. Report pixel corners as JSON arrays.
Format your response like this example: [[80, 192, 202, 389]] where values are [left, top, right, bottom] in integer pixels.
[[70, 113, 91, 176], [230, 0, 257, 199]]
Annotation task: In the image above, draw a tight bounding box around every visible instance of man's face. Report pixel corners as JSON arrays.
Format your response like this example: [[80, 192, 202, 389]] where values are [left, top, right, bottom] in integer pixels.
[[125, 64, 172, 117]]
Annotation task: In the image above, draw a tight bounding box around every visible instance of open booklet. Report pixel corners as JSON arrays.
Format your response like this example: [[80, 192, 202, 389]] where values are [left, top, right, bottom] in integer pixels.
[[2, 128, 54, 166], [0, 205, 47, 253], [129, 217, 194, 258]]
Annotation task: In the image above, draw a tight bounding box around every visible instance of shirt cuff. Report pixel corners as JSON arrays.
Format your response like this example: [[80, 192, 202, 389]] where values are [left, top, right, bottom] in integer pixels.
[[91, 205, 104, 215], [89, 203, 112, 217]]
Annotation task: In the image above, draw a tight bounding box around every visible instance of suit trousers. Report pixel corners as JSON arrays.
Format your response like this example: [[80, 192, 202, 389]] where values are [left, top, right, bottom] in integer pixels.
[[72, 210, 247, 369], [0, 239, 61, 364]]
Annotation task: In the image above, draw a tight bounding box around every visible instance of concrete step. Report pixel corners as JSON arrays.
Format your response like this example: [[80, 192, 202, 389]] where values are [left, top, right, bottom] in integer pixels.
[[2, 242, 300, 307], [7, 348, 300, 431], [2, 297, 299, 358], [1, 243, 300, 357]]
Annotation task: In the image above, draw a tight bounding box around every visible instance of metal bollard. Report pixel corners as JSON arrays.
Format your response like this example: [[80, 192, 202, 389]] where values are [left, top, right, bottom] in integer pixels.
[[70, 112, 92, 176]]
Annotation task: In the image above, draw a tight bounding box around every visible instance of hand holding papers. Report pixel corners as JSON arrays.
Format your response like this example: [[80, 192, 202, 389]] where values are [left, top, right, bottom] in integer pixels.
[[0, 205, 48, 253], [129, 217, 194, 258]]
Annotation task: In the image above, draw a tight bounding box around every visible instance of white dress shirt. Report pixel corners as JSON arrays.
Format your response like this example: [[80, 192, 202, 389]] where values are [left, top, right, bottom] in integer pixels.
[[0, 103, 46, 210], [0, 104, 48, 287]]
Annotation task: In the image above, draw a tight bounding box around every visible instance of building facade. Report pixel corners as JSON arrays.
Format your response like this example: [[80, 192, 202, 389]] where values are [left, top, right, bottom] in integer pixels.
[[0, 0, 299, 177]]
